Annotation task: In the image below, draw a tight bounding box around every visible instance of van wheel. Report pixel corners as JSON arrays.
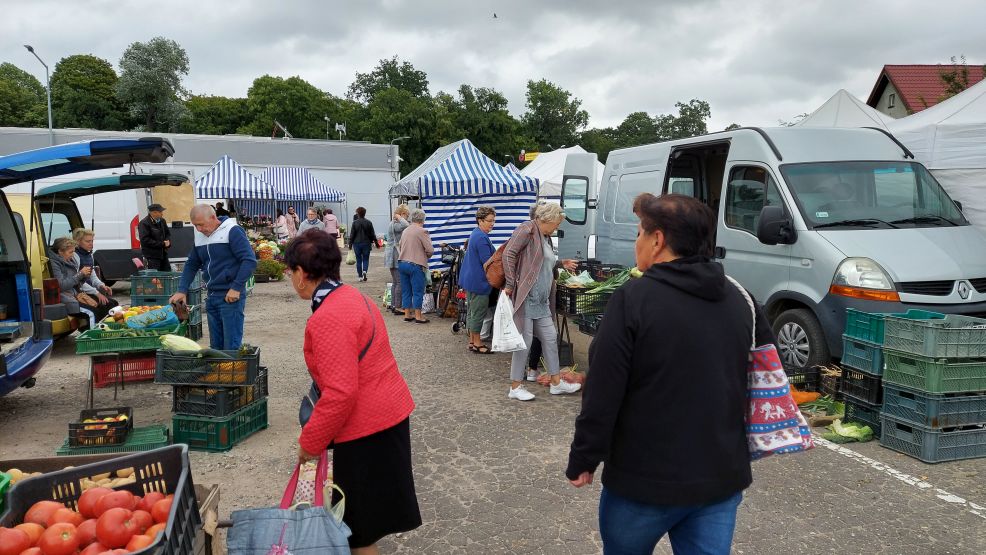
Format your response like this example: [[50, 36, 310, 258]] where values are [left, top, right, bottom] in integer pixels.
[[772, 309, 829, 369]]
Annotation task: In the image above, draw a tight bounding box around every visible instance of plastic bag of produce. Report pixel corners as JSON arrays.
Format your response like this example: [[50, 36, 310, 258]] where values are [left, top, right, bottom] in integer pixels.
[[345, 249, 356, 265], [492, 294, 526, 353], [126, 305, 179, 330]]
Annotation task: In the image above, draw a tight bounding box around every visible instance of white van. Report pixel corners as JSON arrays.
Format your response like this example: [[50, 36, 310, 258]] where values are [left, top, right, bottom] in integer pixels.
[[560, 127, 986, 368]]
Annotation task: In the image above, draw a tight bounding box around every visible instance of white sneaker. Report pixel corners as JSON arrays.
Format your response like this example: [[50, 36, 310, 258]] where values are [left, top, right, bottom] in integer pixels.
[[550, 380, 582, 395], [508, 385, 535, 401], [526, 369, 538, 382]]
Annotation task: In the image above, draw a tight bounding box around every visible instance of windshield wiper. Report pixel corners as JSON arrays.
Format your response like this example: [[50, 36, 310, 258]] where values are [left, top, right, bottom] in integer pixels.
[[889, 215, 958, 226], [813, 218, 899, 229]]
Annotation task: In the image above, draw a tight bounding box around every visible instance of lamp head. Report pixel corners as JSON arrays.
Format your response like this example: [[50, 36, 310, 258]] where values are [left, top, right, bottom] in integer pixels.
[[24, 45, 34, 53]]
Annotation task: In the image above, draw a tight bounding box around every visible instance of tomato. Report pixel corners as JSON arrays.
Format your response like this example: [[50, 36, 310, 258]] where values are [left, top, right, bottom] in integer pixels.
[[135, 492, 164, 514], [93, 492, 134, 518], [36, 523, 79, 555], [0, 527, 32, 555], [23, 501, 64, 527], [143, 523, 165, 541], [16, 547, 42, 555], [96, 550, 128, 555], [78, 542, 108, 555], [124, 534, 154, 551], [77, 488, 112, 519], [149, 499, 172, 525], [94, 508, 136, 548], [13, 523, 44, 546], [129, 511, 152, 535], [46, 508, 85, 528], [75, 519, 98, 547]]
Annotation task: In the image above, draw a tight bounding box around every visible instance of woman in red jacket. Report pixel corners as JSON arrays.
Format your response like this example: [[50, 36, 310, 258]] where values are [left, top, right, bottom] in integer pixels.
[[286, 229, 421, 553]]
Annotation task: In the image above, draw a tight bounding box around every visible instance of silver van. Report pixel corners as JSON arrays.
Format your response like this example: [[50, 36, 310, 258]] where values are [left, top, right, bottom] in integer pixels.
[[559, 127, 986, 368]]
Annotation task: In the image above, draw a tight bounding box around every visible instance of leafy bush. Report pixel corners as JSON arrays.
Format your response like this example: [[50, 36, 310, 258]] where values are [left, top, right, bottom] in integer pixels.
[[256, 259, 287, 281]]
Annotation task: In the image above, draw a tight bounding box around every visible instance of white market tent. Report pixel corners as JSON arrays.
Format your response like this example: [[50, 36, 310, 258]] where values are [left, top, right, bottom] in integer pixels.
[[520, 145, 604, 200], [796, 89, 896, 129], [194, 154, 272, 201], [250, 166, 346, 218], [390, 139, 539, 270]]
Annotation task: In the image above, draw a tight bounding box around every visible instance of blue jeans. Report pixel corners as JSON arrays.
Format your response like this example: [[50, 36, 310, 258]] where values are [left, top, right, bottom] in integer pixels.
[[599, 487, 742, 555], [205, 291, 247, 350], [398, 261, 425, 309], [353, 242, 372, 277]]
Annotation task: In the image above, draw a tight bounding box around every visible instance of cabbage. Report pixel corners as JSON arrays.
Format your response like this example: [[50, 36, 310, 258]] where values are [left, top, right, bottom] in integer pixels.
[[827, 419, 874, 442]]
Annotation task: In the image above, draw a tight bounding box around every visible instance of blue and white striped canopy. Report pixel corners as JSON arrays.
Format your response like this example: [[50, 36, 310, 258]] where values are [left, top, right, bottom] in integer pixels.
[[390, 139, 539, 198], [194, 155, 272, 200], [260, 166, 345, 203]]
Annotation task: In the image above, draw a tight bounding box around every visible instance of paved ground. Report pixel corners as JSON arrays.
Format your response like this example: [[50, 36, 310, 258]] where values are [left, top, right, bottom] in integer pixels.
[[2, 249, 985, 554]]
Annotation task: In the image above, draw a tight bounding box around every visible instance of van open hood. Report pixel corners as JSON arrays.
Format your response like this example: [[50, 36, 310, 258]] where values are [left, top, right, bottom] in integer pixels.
[[35, 173, 188, 199], [818, 226, 986, 282], [0, 138, 174, 187]]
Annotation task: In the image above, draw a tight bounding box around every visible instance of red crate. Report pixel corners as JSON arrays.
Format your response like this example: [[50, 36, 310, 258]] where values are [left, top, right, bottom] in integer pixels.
[[92, 353, 158, 388]]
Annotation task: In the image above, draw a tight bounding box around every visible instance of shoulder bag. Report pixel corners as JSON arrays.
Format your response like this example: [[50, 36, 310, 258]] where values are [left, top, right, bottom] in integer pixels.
[[483, 242, 508, 290]]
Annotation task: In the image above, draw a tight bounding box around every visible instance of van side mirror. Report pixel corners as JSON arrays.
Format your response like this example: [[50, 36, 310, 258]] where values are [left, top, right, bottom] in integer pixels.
[[757, 206, 796, 245]]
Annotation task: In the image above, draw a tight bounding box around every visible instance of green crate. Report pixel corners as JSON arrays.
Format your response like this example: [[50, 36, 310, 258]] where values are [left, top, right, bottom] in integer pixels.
[[184, 321, 204, 341], [155, 346, 260, 386], [884, 350, 986, 394], [56, 425, 170, 455], [844, 309, 944, 345], [884, 314, 986, 359], [0, 472, 10, 515], [130, 270, 203, 296], [75, 323, 186, 355], [172, 398, 268, 452]]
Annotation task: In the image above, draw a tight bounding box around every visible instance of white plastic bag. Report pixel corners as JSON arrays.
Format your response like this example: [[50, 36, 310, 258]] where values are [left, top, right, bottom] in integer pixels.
[[492, 294, 527, 353], [421, 293, 435, 314]]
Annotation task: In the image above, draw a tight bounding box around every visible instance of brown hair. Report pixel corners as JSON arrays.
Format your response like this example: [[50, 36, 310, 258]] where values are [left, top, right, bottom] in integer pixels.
[[53, 237, 77, 253], [284, 229, 342, 281], [475, 206, 496, 224], [632, 193, 715, 258], [356, 206, 366, 218]]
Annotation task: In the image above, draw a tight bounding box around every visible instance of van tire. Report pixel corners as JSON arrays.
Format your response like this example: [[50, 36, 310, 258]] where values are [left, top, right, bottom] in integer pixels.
[[772, 308, 829, 369]]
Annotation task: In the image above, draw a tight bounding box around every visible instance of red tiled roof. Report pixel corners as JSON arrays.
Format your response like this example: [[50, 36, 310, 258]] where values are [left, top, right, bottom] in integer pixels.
[[867, 64, 985, 112]]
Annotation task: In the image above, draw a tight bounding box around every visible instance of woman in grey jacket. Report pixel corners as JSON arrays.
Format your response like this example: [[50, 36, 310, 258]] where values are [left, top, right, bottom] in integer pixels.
[[385, 205, 410, 314], [50, 237, 115, 326]]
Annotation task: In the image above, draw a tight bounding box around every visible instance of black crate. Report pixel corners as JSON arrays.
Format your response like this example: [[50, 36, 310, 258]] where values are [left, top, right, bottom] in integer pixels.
[[155, 347, 260, 387], [576, 314, 604, 336], [785, 365, 820, 392], [172, 368, 269, 417], [68, 407, 134, 448], [0, 445, 200, 555], [555, 285, 612, 317], [574, 261, 624, 282], [840, 365, 883, 405], [845, 397, 883, 438], [819, 368, 844, 400]]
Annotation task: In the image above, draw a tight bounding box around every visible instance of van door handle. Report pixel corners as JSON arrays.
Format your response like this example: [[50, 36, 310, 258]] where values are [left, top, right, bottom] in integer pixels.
[[714, 246, 726, 259]]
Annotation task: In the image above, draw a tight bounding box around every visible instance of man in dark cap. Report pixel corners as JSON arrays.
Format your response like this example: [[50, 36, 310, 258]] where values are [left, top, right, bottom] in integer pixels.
[[138, 203, 172, 271]]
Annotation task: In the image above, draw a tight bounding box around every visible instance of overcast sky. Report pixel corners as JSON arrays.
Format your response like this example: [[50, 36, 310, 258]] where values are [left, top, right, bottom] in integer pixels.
[[2, 0, 984, 132]]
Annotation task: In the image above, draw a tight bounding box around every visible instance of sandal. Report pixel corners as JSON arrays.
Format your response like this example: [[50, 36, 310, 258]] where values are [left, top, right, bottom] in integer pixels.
[[414, 319, 430, 324], [472, 345, 493, 355], [403, 317, 416, 322]]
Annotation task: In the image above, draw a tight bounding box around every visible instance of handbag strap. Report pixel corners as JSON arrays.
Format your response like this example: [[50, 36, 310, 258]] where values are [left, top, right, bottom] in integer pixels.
[[358, 294, 376, 360], [724, 275, 756, 351]]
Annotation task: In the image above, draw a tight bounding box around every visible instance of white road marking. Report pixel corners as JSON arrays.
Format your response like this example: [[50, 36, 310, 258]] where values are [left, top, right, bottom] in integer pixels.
[[813, 436, 986, 520]]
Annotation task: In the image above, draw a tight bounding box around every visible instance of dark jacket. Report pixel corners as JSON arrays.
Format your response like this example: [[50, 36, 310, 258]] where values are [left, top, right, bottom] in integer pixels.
[[138, 215, 171, 258], [350, 217, 377, 246], [566, 256, 776, 507]]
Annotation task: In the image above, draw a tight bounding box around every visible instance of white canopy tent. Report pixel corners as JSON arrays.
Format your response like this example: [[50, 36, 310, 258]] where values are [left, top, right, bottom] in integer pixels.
[[796, 89, 896, 129], [519, 146, 604, 200]]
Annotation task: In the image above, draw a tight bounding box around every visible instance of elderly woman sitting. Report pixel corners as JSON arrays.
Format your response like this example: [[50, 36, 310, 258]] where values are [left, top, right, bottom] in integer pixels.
[[49, 236, 117, 327]]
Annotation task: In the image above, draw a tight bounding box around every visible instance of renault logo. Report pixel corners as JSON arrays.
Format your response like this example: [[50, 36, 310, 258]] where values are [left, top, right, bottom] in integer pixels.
[[958, 281, 972, 300]]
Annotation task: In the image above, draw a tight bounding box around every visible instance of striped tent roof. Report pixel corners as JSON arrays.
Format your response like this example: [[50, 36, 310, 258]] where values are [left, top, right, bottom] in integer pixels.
[[260, 166, 345, 203], [390, 139, 539, 198], [194, 155, 271, 199]]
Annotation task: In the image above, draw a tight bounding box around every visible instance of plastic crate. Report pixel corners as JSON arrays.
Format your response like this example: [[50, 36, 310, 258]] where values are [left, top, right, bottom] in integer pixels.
[[785, 366, 820, 392], [839, 366, 883, 405], [131, 271, 182, 296], [155, 346, 260, 386], [841, 336, 884, 376], [819, 368, 843, 400], [879, 414, 986, 463], [69, 407, 134, 448], [184, 321, 204, 341], [92, 353, 158, 388], [576, 314, 604, 336], [883, 314, 986, 359], [844, 397, 882, 438], [76, 323, 186, 355], [0, 472, 9, 516], [173, 368, 268, 417], [883, 350, 986, 394], [1, 445, 200, 555], [172, 398, 268, 452], [555, 286, 612, 317], [131, 288, 203, 309], [56, 425, 170, 455], [843, 308, 945, 345], [882, 383, 986, 429]]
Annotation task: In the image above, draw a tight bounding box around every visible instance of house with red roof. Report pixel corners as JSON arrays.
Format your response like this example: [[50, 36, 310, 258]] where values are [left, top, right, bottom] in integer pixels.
[[866, 64, 985, 118]]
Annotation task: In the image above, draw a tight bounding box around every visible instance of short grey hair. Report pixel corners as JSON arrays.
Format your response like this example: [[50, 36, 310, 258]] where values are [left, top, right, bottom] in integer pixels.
[[532, 201, 564, 223], [53, 237, 76, 252], [410, 209, 426, 223], [190, 204, 218, 220]]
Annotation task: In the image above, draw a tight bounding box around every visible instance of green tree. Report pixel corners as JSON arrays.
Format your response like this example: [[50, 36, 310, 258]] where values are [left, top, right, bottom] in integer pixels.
[[449, 84, 524, 162], [615, 111, 659, 147], [578, 127, 618, 163], [347, 56, 429, 104], [182, 95, 250, 135], [938, 55, 986, 102], [724, 123, 742, 131], [654, 99, 711, 140], [350, 88, 437, 173], [240, 75, 338, 138], [117, 37, 190, 131], [0, 62, 46, 127], [50, 54, 127, 130], [521, 79, 589, 151]]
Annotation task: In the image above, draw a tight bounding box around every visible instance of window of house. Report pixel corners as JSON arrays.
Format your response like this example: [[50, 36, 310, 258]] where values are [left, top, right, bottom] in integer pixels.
[[888, 93, 896, 108], [724, 166, 782, 234]]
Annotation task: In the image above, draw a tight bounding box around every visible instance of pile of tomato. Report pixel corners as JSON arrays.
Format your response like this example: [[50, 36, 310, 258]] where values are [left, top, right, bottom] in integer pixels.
[[0, 488, 173, 555]]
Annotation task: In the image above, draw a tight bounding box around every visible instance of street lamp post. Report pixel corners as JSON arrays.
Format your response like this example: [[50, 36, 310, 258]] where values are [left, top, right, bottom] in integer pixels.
[[24, 45, 53, 146], [323, 116, 330, 140], [389, 136, 410, 180]]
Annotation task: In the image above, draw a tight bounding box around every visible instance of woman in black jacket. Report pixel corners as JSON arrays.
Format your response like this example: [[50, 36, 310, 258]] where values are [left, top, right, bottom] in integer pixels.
[[349, 206, 377, 282], [566, 193, 776, 555]]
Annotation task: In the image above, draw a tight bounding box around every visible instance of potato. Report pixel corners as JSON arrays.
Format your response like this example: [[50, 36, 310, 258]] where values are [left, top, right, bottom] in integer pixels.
[[91, 471, 112, 481], [97, 478, 112, 486], [6, 468, 24, 482], [115, 467, 134, 478]]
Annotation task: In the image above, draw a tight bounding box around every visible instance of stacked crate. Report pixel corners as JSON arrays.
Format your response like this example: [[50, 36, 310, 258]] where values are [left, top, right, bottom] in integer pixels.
[[155, 347, 269, 452], [879, 314, 986, 463], [131, 270, 205, 340]]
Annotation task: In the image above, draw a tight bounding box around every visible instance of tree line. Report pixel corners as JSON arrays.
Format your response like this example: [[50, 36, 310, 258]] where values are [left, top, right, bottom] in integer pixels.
[[0, 36, 718, 171]]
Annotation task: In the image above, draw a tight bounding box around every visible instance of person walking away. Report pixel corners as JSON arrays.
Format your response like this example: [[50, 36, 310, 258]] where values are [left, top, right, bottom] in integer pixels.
[[169, 205, 257, 350], [298, 208, 325, 234], [322, 208, 340, 240], [566, 193, 777, 555], [138, 203, 172, 271], [286, 206, 301, 238], [72, 228, 116, 304], [459, 206, 497, 354], [385, 205, 410, 314], [397, 209, 433, 324], [287, 230, 421, 553], [214, 201, 230, 217], [50, 237, 116, 327], [502, 202, 581, 400], [274, 209, 290, 242], [350, 207, 377, 282]]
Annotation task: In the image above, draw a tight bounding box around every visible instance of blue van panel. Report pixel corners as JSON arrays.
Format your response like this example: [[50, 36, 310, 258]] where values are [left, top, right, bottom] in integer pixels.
[[15, 273, 31, 322], [0, 337, 52, 397]]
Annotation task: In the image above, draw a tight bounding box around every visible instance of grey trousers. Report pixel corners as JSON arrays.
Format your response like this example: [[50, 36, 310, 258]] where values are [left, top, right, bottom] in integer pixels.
[[390, 267, 403, 309], [510, 316, 560, 381]]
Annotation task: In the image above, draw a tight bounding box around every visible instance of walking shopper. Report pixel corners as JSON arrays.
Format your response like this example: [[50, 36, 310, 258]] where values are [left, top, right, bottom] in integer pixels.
[[459, 206, 496, 354], [274, 209, 290, 242], [397, 209, 434, 324], [385, 205, 410, 314], [322, 207, 340, 240], [566, 193, 776, 555], [350, 206, 378, 281], [72, 228, 115, 302], [169, 205, 257, 350], [298, 208, 325, 234], [137, 203, 172, 271], [287, 230, 421, 552], [502, 202, 581, 400], [285, 206, 301, 238]]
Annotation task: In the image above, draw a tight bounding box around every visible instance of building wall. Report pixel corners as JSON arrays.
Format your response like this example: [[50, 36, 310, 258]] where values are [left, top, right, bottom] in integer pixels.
[[873, 84, 910, 118]]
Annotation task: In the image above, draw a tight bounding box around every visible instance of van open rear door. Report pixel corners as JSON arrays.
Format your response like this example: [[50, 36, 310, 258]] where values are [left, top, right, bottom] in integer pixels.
[[558, 152, 599, 259]]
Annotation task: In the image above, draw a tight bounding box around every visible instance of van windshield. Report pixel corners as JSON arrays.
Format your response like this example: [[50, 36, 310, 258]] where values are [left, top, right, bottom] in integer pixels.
[[780, 161, 967, 229]]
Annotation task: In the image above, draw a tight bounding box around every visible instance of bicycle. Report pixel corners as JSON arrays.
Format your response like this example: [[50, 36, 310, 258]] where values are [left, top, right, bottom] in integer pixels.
[[435, 243, 465, 318], [451, 288, 468, 334]]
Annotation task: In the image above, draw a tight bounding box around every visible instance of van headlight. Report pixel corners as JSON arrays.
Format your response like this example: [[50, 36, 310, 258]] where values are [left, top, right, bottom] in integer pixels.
[[830, 258, 900, 302]]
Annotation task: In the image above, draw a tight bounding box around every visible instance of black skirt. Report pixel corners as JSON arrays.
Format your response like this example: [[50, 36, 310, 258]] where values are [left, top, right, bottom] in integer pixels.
[[331, 417, 421, 548]]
